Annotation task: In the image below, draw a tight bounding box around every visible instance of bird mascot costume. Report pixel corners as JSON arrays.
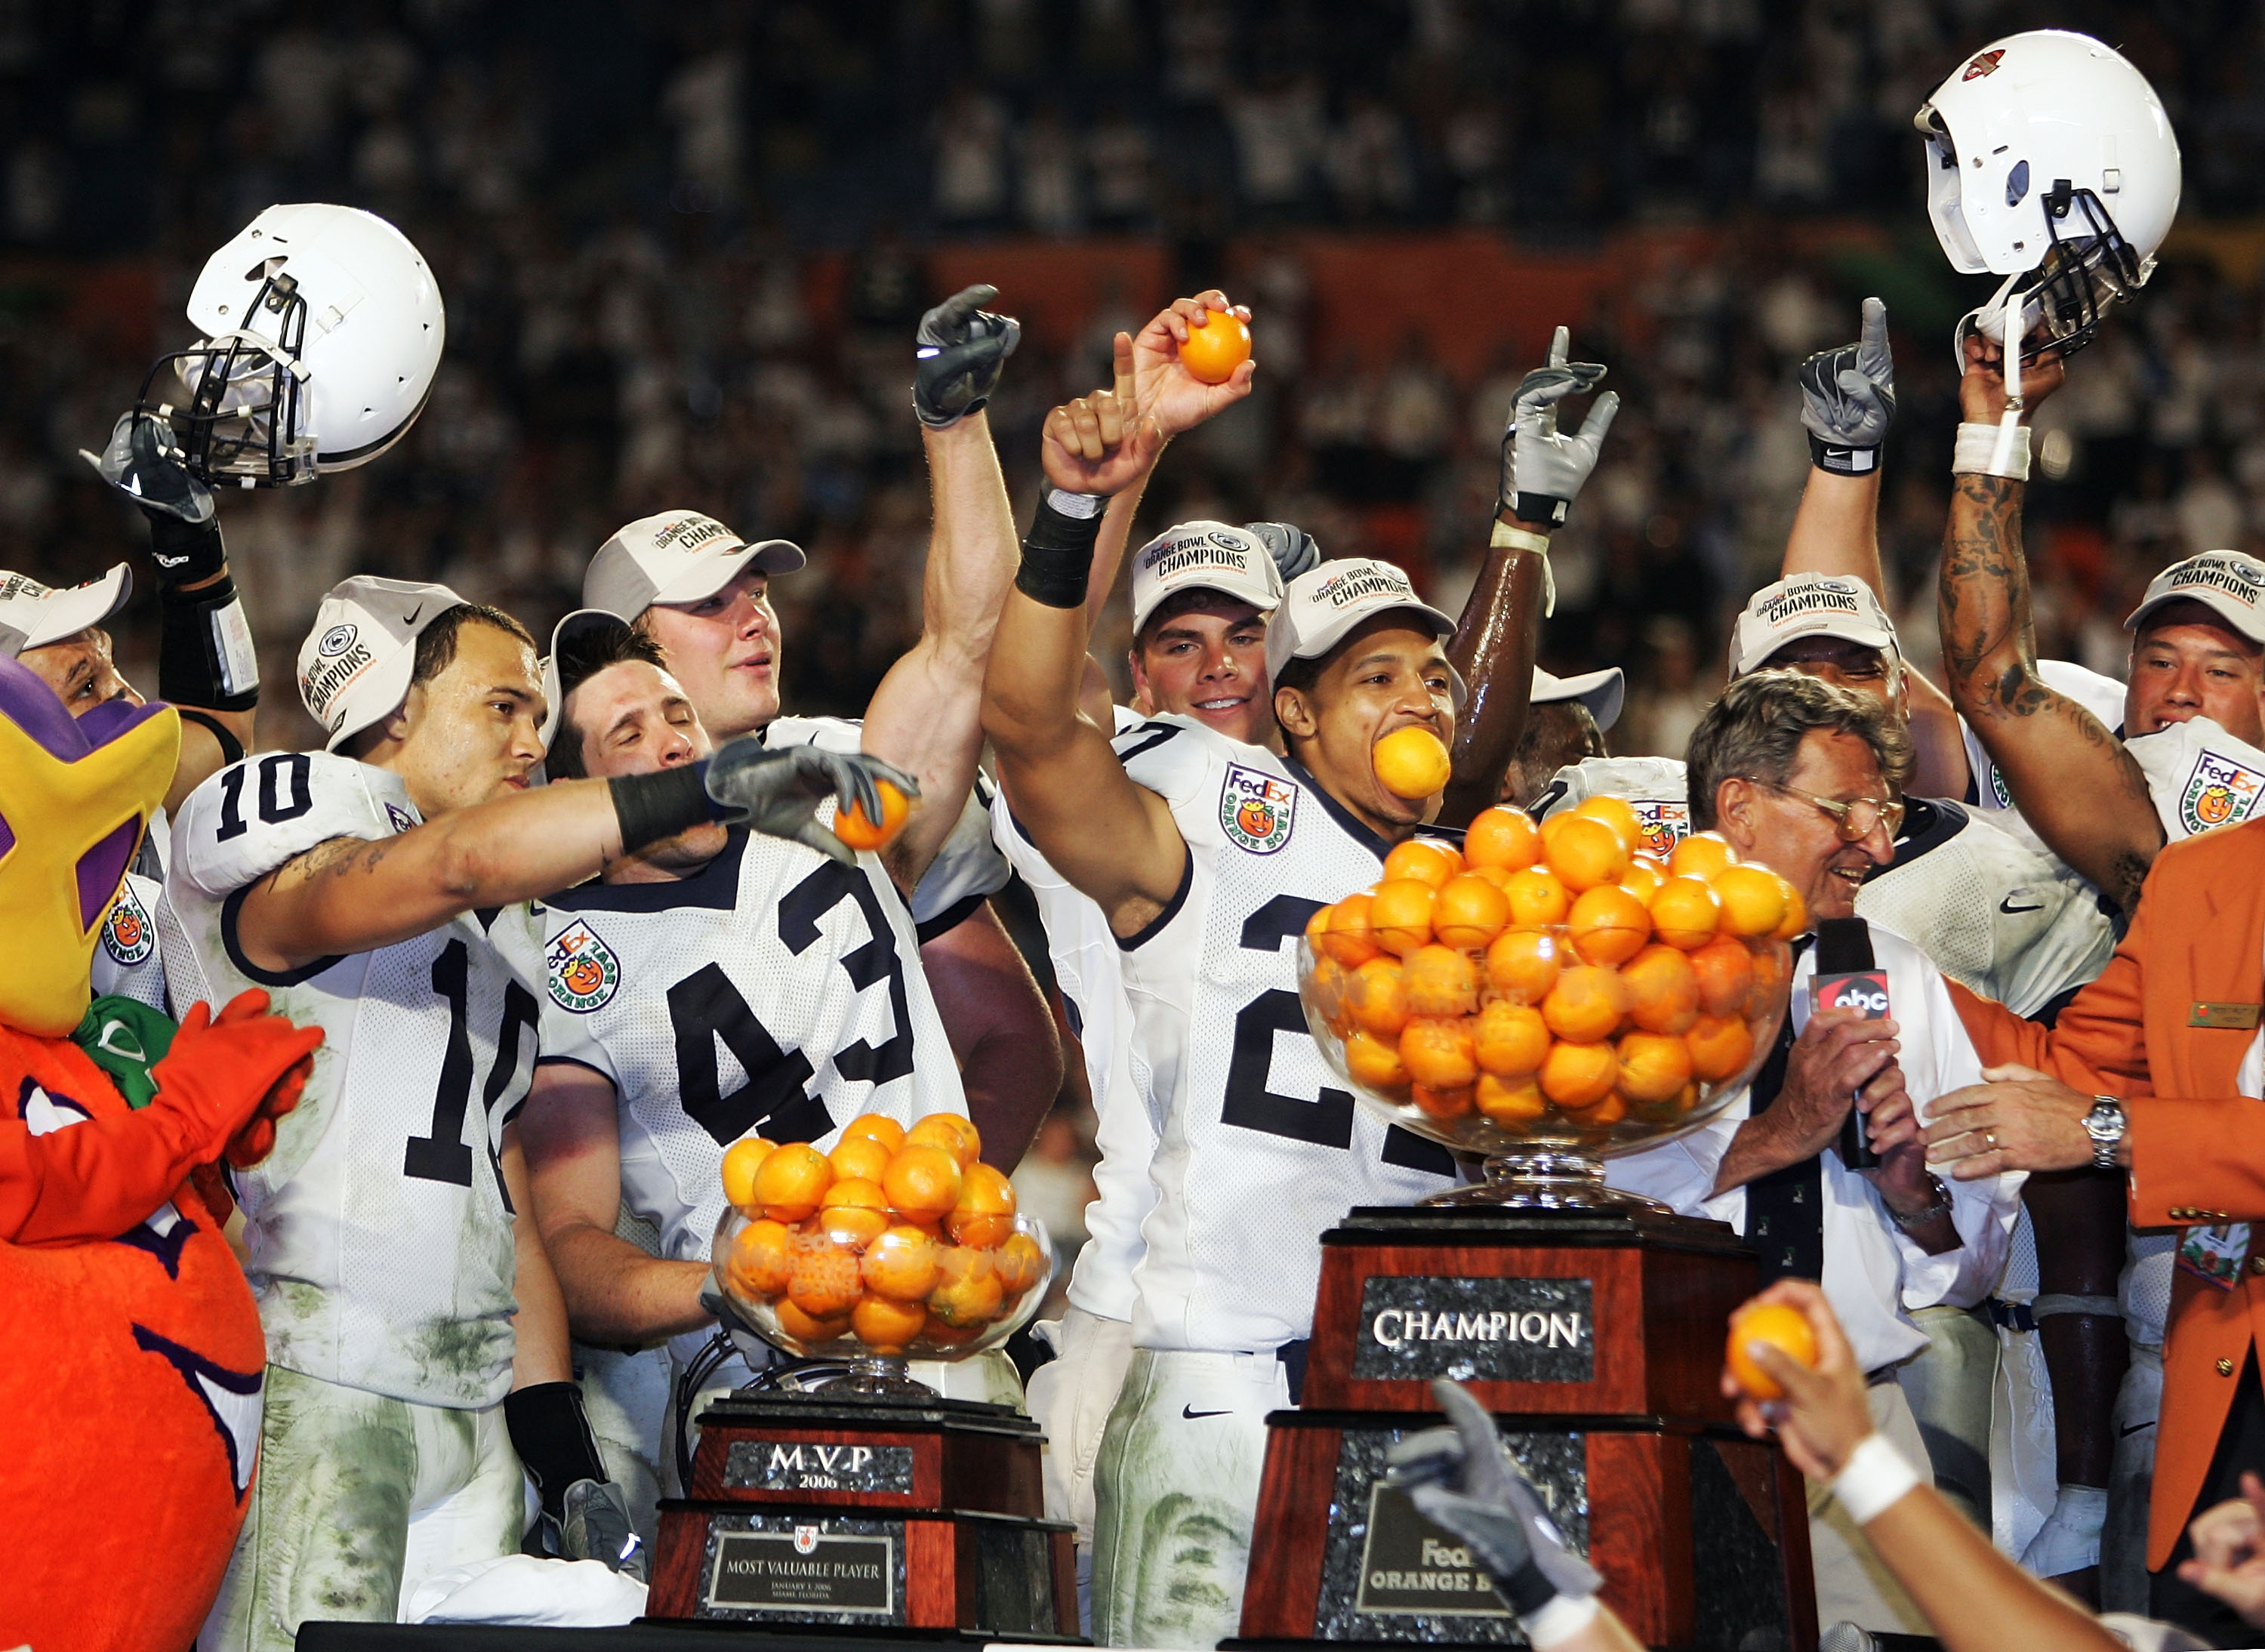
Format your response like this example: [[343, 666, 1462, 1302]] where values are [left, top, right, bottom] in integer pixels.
[[0, 655, 324, 1650]]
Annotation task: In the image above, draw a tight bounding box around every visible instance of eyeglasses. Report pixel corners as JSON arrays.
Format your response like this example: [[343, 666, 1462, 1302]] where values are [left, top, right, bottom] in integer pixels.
[[1746, 778, 1905, 843]]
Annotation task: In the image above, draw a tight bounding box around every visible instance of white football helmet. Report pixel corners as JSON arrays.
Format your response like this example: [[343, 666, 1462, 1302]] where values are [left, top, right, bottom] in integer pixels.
[[134, 203, 445, 485], [1915, 30, 2180, 364]]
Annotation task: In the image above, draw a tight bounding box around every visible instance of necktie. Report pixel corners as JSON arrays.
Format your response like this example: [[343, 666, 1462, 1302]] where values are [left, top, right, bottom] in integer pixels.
[[1743, 938, 1822, 1284]]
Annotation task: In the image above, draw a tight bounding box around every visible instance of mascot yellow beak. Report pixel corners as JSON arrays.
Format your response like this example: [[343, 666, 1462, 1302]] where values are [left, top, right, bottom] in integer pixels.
[[0, 657, 179, 1036]]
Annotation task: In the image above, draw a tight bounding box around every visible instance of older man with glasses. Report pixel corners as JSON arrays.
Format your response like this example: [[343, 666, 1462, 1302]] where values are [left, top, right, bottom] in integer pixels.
[[1607, 669, 2023, 1642]]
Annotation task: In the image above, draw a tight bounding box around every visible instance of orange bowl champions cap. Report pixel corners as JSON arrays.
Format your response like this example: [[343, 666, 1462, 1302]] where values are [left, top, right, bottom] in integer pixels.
[[583, 509, 805, 618], [1128, 520, 1284, 636], [1729, 573, 1899, 678], [2124, 550, 2265, 645], [1268, 558, 1466, 707], [298, 575, 467, 750], [0, 564, 131, 658]]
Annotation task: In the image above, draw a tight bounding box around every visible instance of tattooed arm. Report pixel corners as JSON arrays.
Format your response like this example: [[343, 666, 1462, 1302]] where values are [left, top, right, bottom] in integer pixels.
[[1936, 336, 2160, 914]]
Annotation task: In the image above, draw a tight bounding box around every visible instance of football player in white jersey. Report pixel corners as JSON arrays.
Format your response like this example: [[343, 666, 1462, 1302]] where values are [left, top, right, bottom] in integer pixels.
[[166, 576, 901, 1647]]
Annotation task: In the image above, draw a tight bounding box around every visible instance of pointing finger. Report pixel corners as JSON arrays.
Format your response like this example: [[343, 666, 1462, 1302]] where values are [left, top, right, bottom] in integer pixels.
[[1114, 331, 1136, 403], [1546, 324, 1570, 369]]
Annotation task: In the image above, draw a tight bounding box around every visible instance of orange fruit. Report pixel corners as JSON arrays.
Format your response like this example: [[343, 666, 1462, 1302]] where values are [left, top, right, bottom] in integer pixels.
[[1726, 1302, 1820, 1400], [1474, 1000, 1550, 1077], [996, 1231, 1047, 1297], [1369, 878, 1438, 957], [828, 1135, 893, 1185], [1305, 902, 1333, 952], [818, 1177, 892, 1249], [1633, 1080, 1703, 1122], [1689, 936, 1757, 1017], [1465, 863, 1512, 890], [1345, 1028, 1412, 1093], [1400, 1016, 1480, 1090], [840, 1114, 906, 1155], [1382, 838, 1463, 889], [861, 1223, 942, 1300], [1485, 927, 1563, 1003], [1465, 806, 1542, 871], [1179, 307, 1252, 385], [1712, 865, 1789, 938], [1540, 1040, 1619, 1108], [726, 1218, 796, 1298], [1561, 1090, 1629, 1127], [1772, 884, 1809, 944], [906, 1112, 983, 1168], [1669, 831, 1736, 880], [1622, 944, 1700, 1035], [883, 1144, 965, 1222], [1402, 945, 1481, 1018], [753, 1142, 834, 1223], [721, 1137, 778, 1212], [1434, 874, 1511, 950], [1348, 957, 1411, 1038], [852, 1293, 930, 1354], [788, 1242, 864, 1318], [775, 1299, 852, 1345], [1413, 1083, 1476, 1120], [1323, 893, 1384, 967], [1619, 856, 1663, 905], [1567, 884, 1650, 966], [1374, 726, 1453, 800], [1309, 954, 1354, 1034], [1542, 964, 1632, 1043], [1571, 794, 1644, 853], [834, 778, 914, 852], [928, 1246, 1005, 1327], [1615, 1031, 1694, 1104], [1686, 1013, 1757, 1083], [1650, 877, 1723, 951], [1475, 1073, 1546, 1127], [1750, 937, 1790, 994], [948, 1162, 1019, 1249], [1502, 866, 1572, 926], [1543, 814, 1631, 892]]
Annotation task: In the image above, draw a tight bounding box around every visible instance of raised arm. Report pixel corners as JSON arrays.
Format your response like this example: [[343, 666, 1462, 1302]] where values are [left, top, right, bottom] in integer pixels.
[[1936, 334, 2160, 913], [1779, 299, 1967, 797]]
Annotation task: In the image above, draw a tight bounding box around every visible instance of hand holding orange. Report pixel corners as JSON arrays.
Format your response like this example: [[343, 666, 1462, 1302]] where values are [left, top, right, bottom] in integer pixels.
[[834, 778, 915, 852], [1179, 307, 1253, 385], [1725, 1301, 1820, 1400]]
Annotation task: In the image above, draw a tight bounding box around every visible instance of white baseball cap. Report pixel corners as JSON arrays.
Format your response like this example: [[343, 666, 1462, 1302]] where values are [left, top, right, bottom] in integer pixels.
[[1531, 665, 1624, 733], [0, 564, 131, 658], [1128, 520, 1284, 636], [298, 575, 467, 750], [2124, 550, 2265, 645], [538, 608, 642, 750], [1268, 558, 1466, 707], [583, 510, 805, 618], [1729, 574, 1900, 678]]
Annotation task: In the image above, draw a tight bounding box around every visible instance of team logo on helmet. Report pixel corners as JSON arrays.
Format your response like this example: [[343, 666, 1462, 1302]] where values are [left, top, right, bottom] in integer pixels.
[[1961, 48, 2005, 81], [2180, 750, 2265, 837], [1631, 800, 1690, 858], [546, 918, 621, 1014], [101, 880, 155, 967], [1221, 763, 1297, 855]]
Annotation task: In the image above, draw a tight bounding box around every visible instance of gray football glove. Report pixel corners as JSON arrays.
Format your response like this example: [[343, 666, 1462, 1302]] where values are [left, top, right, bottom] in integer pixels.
[[1798, 296, 1895, 474], [1385, 1379, 1601, 1621], [1502, 325, 1619, 527], [1243, 520, 1320, 584], [704, 738, 922, 866], [80, 410, 215, 527], [913, 284, 1022, 428], [555, 1478, 647, 1581]]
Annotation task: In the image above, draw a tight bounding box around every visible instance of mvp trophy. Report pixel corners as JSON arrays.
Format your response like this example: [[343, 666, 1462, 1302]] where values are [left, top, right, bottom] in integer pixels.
[[1237, 907, 1816, 1651]]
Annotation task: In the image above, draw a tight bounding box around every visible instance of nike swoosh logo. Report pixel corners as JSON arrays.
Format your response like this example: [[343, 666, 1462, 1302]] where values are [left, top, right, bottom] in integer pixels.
[[2121, 1420, 2155, 1438], [1999, 897, 2044, 914], [402, 605, 424, 627], [1182, 1406, 1231, 1420]]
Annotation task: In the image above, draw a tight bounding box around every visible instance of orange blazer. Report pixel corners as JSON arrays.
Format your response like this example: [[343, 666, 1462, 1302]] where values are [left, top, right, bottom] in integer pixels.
[[1946, 817, 2265, 1570]]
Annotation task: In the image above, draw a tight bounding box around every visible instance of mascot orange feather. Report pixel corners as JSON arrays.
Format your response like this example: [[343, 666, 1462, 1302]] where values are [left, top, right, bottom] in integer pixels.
[[0, 657, 323, 1651]]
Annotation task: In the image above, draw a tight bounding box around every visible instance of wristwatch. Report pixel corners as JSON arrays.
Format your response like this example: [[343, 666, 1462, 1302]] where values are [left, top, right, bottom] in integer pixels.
[[1888, 1173, 1954, 1230], [2083, 1096, 2128, 1171]]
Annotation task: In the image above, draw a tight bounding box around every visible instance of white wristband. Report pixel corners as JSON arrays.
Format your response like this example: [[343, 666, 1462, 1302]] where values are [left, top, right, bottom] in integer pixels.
[[1831, 1432, 1921, 1525], [1952, 421, 2031, 481], [1044, 486, 1106, 519], [1490, 521, 1552, 554], [1519, 1591, 1601, 1648]]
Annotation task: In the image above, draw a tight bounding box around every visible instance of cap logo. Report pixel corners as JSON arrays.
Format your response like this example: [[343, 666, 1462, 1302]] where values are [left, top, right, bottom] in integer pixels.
[[1220, 762, 1298, 855], [650, 514, 732, 553], [100, 879, 154, 967], [1142, 531, 1253, 578], [2180, 749, 2265, 836], [300, 635, 376, 723], [2164, 554, 2263, 608], [0, 572, 51, 603], [317, 622, 358, 658], [1962, 48, 2004, 80], [546, 917, 621, 1013], [1309, 565, 1414, 610], [1758, 581, 1863, 625]]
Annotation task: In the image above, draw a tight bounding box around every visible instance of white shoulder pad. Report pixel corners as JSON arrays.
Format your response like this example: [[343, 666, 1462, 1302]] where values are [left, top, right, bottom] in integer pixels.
[[1111, 703, 1145, 736], [913, 787, 1012, 929], [171, 752, 418, 899], [2038, 658, 2128, 732], [762, 714, 862, 754], [1533, 756, 1691, 855], [1113, 713, 1220, 809], [2127, 715, 2265, 840]]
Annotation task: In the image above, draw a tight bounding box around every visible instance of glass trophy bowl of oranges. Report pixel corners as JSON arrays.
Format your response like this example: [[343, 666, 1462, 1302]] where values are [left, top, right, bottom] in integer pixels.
[[1298, 798, 1795, 1210], [711, 1112, 1054, 1395]]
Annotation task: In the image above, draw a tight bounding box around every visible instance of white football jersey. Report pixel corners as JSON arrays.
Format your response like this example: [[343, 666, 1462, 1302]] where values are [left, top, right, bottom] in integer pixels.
[[989, 704, 1153, 1324], [164, 753, 535, 1408], [763, 714, 1011, 939], [495, 824, 969, 1336], [90, 871, 168, 1011], [1114, 715, 1457, 1353], [1539, 757, 2112, 1017], [1531, 756, 1692, 858], [2125, 715, 2265, 843], [1959, 659, 2128, 868]]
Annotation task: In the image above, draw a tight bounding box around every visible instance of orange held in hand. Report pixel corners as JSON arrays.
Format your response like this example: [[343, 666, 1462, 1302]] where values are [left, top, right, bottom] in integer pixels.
[[1726, 1301, 1820, 1400], [1373, 727, 1453, 799], [1179, 307, 1253, 385], [834, 778, 914, 852]]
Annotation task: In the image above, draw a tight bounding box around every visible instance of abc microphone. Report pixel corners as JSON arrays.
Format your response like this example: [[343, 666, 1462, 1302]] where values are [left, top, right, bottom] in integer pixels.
[[1812, 917, 1891, 1170]]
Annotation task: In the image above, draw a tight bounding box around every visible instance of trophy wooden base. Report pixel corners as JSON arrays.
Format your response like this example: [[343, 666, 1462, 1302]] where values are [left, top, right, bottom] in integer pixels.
[[646, 1392, 1080, 1639], [1238, 1205, 1817, 1652]]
